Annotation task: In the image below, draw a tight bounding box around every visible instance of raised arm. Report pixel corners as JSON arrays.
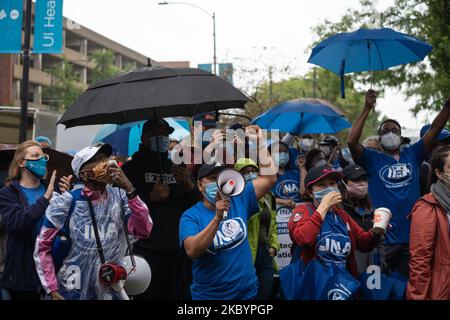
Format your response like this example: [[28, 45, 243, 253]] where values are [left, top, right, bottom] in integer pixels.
[[422, 96, 450, 153], [348, 90, 376, 161], [247, 125, 277, 200]]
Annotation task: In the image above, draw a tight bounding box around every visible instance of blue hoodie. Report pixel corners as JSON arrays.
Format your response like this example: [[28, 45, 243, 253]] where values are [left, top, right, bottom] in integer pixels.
[[0, 180, 49, 291]]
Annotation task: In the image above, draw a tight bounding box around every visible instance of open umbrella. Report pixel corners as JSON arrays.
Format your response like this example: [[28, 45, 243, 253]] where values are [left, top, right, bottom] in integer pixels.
[[308, 27, 433, 98], [252, 98, 351, 134], [58, 65, 250, 128], [92, 118, 190, 157]]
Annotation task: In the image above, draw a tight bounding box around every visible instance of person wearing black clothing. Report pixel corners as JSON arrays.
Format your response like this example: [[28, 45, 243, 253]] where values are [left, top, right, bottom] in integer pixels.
[[418, 124, 450, 196], [341, 164, 386, 274], [122, 118, 202, 300]]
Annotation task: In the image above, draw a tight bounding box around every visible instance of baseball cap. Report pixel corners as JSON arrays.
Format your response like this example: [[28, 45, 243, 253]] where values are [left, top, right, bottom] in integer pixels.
[[142, 118, 174, 135], [318, 135, 339, 146], [419, 124, 450, 141], [342, 164, 368, 181], [197, 163, 227, 180], [304, 165, 343, 189], [234, 158, 258, 172], [71, 144, 113, 179], [192, 112, 217, 128]]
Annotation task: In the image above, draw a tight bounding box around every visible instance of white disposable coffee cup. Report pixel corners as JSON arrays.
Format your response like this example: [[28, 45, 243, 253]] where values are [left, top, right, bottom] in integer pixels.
[[373, 207, 392, 230]]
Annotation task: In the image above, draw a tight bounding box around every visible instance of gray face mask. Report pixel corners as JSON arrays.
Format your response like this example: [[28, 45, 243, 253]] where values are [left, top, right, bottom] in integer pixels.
[[149, 135, 170, 152], [320, 145, 332, 157]]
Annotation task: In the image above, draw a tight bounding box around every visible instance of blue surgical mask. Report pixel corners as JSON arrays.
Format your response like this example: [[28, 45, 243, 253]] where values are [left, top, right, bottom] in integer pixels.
[[314, 159, 327, 167], [24, 156, 48, 178], [313, 186, 340, 204], [277, 152, 289, 168], [244, 172, 258, 182], [150, 135, 170, 152], [203, 181, 218, 204]]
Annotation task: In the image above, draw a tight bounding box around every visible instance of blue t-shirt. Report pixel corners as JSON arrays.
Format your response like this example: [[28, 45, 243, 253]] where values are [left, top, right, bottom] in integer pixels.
[[271, 169, 301, 202], [316, 211, 351, 268], [18, 183, 46, 239], [179, 182, 259, 300], [357, 140, 427, 244]]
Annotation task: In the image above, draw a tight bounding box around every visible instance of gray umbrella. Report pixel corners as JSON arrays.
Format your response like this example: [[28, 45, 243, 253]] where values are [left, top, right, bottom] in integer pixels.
[[58, 66, 250, 128]]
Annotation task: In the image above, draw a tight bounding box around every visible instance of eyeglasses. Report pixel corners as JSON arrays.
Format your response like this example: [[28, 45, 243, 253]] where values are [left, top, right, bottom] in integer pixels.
[[380, 128, 401, 135]]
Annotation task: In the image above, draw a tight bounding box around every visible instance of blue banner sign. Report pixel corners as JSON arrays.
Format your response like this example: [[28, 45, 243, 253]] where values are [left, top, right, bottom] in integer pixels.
[[0, 0, 23, 53], [33, 0, 64, 54]]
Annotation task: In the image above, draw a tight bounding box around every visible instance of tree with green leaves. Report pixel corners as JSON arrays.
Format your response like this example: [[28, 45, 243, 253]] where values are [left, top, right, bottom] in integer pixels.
[[89, 49, 121, 84], [310, 0, 450, 115], [42, 57, 84, 111]]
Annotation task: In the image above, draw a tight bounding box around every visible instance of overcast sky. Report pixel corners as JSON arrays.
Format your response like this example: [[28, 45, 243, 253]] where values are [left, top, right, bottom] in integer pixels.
[[62, 0, 437, 132]]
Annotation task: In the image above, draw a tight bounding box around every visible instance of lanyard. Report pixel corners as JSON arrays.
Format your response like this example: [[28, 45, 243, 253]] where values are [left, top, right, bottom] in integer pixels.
[[85, 193, 135, 267]]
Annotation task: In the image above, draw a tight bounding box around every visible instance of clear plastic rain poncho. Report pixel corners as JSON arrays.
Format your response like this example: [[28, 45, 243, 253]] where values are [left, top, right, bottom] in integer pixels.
[[44, 185, 134, 300]]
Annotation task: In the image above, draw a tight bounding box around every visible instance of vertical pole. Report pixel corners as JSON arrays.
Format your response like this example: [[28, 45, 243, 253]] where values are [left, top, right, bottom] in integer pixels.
[[313, 67, 317, 98], [269, 66, 273, 105], [19, 0, 33, 143], [213, 12, 217, 75]]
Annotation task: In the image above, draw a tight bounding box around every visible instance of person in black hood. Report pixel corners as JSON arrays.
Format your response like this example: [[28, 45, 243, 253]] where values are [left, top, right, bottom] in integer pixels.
[[122, 118, 202, 300], [341, 164, 386, 274]]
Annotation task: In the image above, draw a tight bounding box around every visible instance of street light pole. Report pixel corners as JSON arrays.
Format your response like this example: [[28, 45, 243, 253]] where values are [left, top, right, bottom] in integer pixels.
[[158, 2, 217, 74], [19, 0, 32, 143], [212, 12, 216, 75]]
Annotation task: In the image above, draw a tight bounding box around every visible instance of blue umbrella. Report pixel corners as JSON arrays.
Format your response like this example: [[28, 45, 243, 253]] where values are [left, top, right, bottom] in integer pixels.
[[93, 118, 190, 157], [252, 98, 351, 134], [308, 27, 433, 98]]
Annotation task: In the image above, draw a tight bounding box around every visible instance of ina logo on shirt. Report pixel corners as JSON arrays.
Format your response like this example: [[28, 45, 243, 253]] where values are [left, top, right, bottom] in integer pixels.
[[208, 218, 247, 254]]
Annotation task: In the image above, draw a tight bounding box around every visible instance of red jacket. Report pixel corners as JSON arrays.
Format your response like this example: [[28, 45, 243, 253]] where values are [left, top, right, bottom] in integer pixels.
[[407, 194, 450, 300], [288, 203, 380, 278]]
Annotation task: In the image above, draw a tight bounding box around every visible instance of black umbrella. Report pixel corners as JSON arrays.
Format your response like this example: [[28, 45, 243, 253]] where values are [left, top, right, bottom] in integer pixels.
[[58, 66, 250, 128]]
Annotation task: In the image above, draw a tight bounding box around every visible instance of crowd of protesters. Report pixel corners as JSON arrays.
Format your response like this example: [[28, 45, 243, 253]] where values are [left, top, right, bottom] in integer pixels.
[[0, 90, 449, 300]]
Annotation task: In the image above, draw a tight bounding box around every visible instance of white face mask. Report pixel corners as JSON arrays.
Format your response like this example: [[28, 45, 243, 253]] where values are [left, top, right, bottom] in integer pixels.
[[380, 132, 401, 150], [300, 139, 314, 151]]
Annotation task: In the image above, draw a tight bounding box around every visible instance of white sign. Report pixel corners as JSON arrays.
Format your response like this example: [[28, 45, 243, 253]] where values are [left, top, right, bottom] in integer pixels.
[[274, 204, 294, 270]]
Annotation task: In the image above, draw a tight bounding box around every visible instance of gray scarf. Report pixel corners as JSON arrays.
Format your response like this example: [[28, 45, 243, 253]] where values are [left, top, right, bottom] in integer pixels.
[[430, 179, 450, 225]]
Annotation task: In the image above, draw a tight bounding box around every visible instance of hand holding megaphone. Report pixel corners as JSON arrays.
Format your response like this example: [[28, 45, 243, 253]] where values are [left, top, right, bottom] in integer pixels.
[[216, 169, 246, 219], [215, 192, 230, 221]]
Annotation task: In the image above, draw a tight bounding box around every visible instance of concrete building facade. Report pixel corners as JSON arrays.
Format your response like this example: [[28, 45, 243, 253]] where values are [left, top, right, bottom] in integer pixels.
[[0, 2, 160, 110]]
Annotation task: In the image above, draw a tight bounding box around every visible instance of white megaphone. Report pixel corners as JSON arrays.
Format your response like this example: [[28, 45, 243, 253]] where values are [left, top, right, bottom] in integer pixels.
[[122, 255, 152, 297], [216, 169, 245, 219]]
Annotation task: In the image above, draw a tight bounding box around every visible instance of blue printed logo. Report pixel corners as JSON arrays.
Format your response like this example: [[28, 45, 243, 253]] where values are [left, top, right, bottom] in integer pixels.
[[275, 180, 299, 199], [327, 284, 352, 300], [379, 163, 413, 188], [316, 231, 351, 265], [208, 218, 247, 254]]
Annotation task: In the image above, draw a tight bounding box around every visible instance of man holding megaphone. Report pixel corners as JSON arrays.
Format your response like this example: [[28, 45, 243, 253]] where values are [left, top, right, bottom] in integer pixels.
[[179, 125, 277, 300]]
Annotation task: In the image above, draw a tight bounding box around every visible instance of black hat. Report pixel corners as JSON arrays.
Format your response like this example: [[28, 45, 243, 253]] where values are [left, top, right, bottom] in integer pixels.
[[304, 165, 343, 189], [192, 112, 217, 127], [197, 163, 227, 180], [229, 123, 244, 131], [342, 164, 368, 181], [142, 118, 174, 135], [318, 135, 339, 146]]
